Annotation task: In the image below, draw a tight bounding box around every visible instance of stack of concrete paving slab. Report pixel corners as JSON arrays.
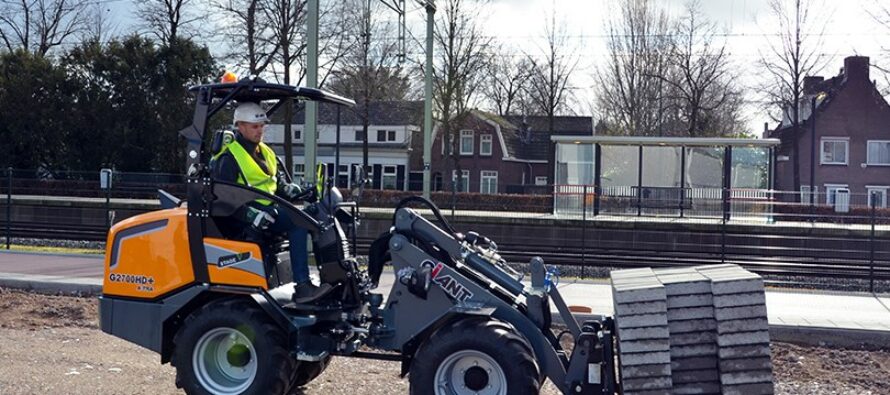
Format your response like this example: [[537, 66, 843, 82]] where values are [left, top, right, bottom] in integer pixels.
[[654, 267, 721, 394], [610, 264, 774, 395], [699, 265, 774, 395], [611, 268, 673, 395]]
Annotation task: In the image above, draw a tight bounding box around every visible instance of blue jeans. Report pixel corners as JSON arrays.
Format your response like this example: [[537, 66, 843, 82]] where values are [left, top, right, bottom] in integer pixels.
[[262, 206, 310, 283]]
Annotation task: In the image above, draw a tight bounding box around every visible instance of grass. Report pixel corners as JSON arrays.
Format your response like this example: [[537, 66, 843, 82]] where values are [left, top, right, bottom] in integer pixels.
[[1, 245, 104, 255]]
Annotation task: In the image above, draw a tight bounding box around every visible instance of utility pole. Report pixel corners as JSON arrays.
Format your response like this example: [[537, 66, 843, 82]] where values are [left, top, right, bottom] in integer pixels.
[[305, 0, 319, 182], [422, 0, 435, 199]]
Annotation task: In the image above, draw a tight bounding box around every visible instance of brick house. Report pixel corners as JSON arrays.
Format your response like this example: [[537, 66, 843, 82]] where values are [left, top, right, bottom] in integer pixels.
[[411, 111, 593, 194], [768, 56, 890, 208]]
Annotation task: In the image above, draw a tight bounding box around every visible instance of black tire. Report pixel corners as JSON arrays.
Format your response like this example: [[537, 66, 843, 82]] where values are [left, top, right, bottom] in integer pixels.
[[171, 298, 295, 395], [409, 318, 541, 395], [287, 355, 332, 389]]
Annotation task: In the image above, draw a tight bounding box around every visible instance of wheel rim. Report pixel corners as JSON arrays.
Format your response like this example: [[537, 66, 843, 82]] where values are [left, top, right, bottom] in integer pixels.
[[192, 327, 258, 395], [434, 350, 507, 395]]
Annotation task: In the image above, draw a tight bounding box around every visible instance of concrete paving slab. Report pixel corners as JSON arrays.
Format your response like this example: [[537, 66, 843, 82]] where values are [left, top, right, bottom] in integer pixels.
[[667, 307, 714, 321], [621, 364, 671, 378], [671, 356, 718, 371], [668, 318, 717, 334], [669, 331, 717, 346], [672, 382, 722, 394], [613, 286, 667, 304], [720, 370, 774, 385], [617, 326, 670, 341], [619, 351, 672, 366], [716, 318, 769, 334], [614, 300, 666, 315], [713, 292, 766, 308], [666, 294, 713, 309], [719, 357, 773, 372], [722, 382, 775, 395], [718, 344, 772, 359], [618, 339, 671, 353], [714, 305, 767, 321], [670, 343, 718, 358], [622, 376, 673, 391], [672, 369, 719, 384], [717, 331, 771, 347], [616, 313, 669, 329]]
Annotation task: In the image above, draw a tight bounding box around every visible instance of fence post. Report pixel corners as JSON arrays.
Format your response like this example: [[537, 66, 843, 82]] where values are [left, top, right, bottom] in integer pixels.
[[6, 167, 11, 250], [581, 185, 588, 278], [870, 192, 877, 294], [451, 180, 456, 221], [721, 186, 727, 264]]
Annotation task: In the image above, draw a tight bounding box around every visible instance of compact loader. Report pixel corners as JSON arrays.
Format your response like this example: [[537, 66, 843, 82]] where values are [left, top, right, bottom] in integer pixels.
[[99, 77, 620, 394]]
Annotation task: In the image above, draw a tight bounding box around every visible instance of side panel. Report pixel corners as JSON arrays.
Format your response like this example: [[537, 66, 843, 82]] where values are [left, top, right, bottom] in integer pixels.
[[99, 296, 163, 353], [103, 208, 194, 298], [204, 238, 267, 289]]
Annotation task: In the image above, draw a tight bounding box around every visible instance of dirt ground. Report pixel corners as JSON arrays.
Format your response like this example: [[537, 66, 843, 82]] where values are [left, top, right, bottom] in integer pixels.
[[0, 289, 888, 395]]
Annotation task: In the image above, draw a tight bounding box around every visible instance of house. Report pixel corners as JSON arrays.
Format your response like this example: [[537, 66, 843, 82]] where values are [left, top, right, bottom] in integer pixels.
[[767, 56, 890, 208], [265, 101, 423, 190], [412, 111, 593, 194]]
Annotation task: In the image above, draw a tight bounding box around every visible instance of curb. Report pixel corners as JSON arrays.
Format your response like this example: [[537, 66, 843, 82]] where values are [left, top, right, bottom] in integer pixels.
[[0, 273, 102, 296]]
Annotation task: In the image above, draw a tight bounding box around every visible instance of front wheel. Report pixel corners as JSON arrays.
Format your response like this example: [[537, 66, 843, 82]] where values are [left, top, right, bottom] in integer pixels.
[[171, 299, 295, 395], [409, 318, 541, 395]]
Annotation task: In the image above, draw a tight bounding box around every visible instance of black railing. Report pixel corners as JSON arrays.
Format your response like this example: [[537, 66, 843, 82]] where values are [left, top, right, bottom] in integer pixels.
[[1, 168, 888, 290]]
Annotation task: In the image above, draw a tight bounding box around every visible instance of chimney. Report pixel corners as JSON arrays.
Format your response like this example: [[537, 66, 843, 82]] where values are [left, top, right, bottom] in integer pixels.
[[843, 56, 870, 81], [802, 76, 824, 94]]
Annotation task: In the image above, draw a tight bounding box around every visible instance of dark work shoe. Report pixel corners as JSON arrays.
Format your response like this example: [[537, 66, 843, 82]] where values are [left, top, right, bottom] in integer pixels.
[[292, 282, 333, 304]]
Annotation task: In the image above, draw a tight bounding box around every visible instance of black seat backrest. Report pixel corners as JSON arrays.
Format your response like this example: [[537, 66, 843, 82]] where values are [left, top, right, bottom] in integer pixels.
[[210, 129, 235, 157]]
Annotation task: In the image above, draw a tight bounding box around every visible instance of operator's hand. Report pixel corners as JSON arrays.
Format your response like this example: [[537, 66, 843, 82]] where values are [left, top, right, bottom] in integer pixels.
[[246, 207, 276, 230], [282, 182, 304, 200]]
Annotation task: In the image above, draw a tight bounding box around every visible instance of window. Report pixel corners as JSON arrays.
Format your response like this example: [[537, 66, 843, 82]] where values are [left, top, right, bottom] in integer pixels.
[[377, 130, 397, 142], [293, 129, 302, 141], [354, 130, 366, 141], [460, 130, 474, 155], [441, 134, 454, 155], [867, 141, 890, 165], [820, 138, 848, 165], [338, 165, 349, 188], [867, 186, 889, 208], [535, 176, 548, 186], [382, 165, 398, 190], [480, 134, 493, 156], [293, 164, 305, 182], [452, 170, 470, 192], [825, 184, 849, 206], [800, 185, 818, 204], [480, 171, 498, 194]]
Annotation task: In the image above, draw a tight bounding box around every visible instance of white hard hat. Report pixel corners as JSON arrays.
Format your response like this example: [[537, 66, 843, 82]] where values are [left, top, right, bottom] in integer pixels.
[[233, 102, 269, 125]]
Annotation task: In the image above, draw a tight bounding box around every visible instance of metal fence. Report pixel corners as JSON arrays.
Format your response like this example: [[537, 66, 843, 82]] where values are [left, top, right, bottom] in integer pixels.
[[1, 168, 888, 290]]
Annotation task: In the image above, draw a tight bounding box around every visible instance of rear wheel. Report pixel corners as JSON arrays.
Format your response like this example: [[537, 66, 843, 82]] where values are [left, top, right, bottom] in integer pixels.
[[172, 299, 295, 395], [409, 318, 541, 395]]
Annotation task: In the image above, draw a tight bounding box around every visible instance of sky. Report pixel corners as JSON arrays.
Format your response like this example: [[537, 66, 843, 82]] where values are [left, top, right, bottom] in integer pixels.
[[102, 0, 890, 137]]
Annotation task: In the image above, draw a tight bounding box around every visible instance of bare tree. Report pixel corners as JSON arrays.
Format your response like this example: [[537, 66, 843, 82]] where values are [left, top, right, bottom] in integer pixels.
[[433, 0, 491, 192], [322, 0, 403, 174], [659, 0, 740, 137], [758, 0, 829, 197], [84, 3, 118, 44], [0, 0, 89, 56], [526, 10, 580, 183], [594, 0, 672, 136], [481, 47, 532, 116], [263, 0, 307, 172], [214, 0, 279, 75], [869, 0, 890, 95], [136, 0, 205, 47]]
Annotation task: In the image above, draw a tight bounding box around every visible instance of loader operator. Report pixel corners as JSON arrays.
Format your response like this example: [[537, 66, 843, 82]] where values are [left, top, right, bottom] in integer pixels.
[[211, 102, 330, 304]]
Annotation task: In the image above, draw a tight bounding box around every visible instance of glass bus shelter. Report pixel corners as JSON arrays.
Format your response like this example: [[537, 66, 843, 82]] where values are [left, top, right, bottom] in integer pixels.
[[552, 136, 781, 220]]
